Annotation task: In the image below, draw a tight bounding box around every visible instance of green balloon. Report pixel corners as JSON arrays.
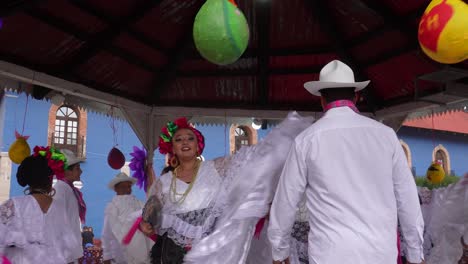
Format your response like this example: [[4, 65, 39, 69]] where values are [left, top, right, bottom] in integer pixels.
[[193, 0, 250, 65]]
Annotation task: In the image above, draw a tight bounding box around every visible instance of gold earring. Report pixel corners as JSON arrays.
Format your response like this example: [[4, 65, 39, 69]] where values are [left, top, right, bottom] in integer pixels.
[[170, 156, 179, 168]]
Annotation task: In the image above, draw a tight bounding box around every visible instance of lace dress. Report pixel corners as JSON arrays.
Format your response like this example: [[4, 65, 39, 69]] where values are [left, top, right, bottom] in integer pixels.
[[0, 195, 77, 263], [146, 111, 314, 264], [413, 175, 468, 264]]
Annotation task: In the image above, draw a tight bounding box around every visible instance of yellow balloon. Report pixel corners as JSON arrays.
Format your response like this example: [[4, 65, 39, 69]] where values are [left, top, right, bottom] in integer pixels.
[[426, 162, 446, 184], [418, 0, 468, 64], [8, 137, 31, 164]]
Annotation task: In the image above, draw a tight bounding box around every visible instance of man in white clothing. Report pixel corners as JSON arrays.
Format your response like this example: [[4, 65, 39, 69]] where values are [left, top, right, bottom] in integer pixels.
[[268, 60, 425, 264], [102, 172, 154, 264], [54, 149, 86, 263]]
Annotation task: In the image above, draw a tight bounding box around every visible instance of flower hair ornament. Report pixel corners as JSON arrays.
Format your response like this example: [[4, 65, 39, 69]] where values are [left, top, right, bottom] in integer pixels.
[[158, 117, 205, 160], [33, 146, 68, 180]]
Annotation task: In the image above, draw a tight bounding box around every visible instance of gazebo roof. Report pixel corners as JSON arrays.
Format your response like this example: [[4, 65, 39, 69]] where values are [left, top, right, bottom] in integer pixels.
[[0, 0, 467, 121]]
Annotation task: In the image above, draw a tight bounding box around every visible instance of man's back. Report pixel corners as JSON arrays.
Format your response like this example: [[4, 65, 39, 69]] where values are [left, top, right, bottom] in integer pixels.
[[300, 107, 400, 261], [269, 107, 424, 263]]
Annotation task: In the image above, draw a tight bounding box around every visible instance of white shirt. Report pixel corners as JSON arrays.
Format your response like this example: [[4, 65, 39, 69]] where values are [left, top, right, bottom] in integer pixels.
[[268, 107, 424, 264], [102, 194, 153, 264], [54, 180, 83, 262], [0, 196, 77, 263]]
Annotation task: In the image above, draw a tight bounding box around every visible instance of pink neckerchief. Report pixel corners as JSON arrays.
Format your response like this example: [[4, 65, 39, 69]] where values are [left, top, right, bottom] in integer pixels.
[[324, 100, 359, 113], [61, 179, 87, 223]]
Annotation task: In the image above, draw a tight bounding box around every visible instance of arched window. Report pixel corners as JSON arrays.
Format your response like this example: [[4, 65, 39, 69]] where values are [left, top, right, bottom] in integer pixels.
[[54, 106, 78, 146], [229, 125, 258, 154], [433, 144, 451, 174], [235, 127, 249, 151], [48, 105, 87, 158]]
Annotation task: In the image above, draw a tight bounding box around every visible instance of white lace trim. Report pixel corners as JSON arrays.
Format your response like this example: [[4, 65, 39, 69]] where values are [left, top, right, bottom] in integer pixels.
[[0, 199, 14, 225]]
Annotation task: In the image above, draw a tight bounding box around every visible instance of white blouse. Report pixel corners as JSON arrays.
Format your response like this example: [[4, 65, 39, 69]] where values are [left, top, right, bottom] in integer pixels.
[[0, 195, 78, 263], [102, 195, 153, 264]]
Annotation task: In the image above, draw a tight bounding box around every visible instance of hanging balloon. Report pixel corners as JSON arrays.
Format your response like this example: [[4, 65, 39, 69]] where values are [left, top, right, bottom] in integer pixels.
[[426, 162, 446, 184], [108, 147, 125, 170], [193, 0, 250, 65], [8, 131, 30, 164], [418, 0, 468, 64]]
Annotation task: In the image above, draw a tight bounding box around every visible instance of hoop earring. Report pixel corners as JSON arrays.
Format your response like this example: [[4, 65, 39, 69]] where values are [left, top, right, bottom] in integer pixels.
[[23, 187, 31, 195], [170, 156, 179, 168], [49, 187, 56, 197]]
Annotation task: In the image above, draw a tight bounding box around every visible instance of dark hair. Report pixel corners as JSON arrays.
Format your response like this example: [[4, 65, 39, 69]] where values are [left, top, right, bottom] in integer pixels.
[[161, 166, 175, 175], [67, 163, 79, 171], [319, 87, 356, 103], [16, 155, 53, 189]]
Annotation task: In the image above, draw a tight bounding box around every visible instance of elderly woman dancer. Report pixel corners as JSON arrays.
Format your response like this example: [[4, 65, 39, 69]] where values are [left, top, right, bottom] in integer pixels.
[[139, 112, 314, 264], [0, 147, 77, 263]]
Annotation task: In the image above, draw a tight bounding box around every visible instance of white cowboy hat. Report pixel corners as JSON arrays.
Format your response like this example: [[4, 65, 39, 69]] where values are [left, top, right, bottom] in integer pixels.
[[61, 149, 85, 166], [108, 172, 137, 190], [304, 60, 370, 96]]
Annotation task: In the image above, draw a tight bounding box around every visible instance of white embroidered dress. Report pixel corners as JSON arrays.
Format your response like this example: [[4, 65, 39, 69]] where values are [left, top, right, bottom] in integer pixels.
[[148, 112, 314, 264], [0, 195, 77, 263], [416, 174, 468, 264]]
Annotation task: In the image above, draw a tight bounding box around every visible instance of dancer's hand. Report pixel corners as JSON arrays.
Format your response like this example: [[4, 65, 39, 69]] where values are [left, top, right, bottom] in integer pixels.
[[139, 220, 155, 236], [273, 258, 290, 264]]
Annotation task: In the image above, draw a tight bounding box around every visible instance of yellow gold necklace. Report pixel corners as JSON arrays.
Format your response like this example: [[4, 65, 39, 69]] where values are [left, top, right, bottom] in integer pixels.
[[170, 160, 202, 204]]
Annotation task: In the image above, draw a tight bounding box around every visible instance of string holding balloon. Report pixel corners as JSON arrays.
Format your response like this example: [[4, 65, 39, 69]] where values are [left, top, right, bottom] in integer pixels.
[[9, 84, 31, 164], [107, 106, 125, 170]]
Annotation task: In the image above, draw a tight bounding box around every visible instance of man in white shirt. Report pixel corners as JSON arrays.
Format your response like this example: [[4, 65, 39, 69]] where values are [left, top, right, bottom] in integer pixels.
[[268, 60, 425, 264], [54, 149, 85, 263], [102, 172, 153, 264]]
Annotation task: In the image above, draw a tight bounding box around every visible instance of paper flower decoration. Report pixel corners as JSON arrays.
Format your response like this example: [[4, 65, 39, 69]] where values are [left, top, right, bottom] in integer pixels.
[[129, 146, 147, 190]]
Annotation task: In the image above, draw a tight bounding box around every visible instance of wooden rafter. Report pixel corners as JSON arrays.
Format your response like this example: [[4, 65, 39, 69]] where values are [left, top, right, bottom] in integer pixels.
[[59, 0, 163, 75], [69, 1, 168, 54], [306, 0, 380, 112], [150, 0, 205, 104], [0, 0, 47, 17], [25, 9, 161, 75], [256, 0, 272, 106], [361, 0, 420, 48], [178, 65, 324, 77]]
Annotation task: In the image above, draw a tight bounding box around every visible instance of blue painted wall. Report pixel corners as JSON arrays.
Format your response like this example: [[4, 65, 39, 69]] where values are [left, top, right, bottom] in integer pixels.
[[397, 126, 468, 177]]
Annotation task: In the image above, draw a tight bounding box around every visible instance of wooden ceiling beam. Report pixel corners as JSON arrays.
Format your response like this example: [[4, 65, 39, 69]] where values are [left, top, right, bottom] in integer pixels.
[[150, 0, 205, 104], [361, 0, 420, 47], [256, 0, 272, 106], [25, 9, 160, 74], [59, 0, 163, 74], [69, 1, 168, 53], [0, 0, 47, 17], [178, 65, 324, 77]]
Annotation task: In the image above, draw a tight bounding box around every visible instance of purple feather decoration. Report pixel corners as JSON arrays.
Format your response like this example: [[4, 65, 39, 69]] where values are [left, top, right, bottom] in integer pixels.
[[129, 146, 147, 190]]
